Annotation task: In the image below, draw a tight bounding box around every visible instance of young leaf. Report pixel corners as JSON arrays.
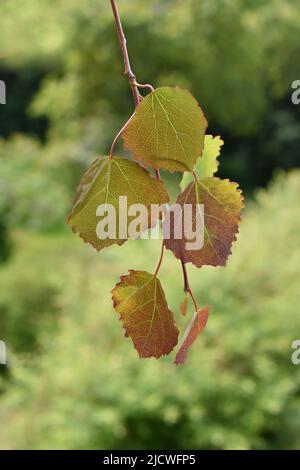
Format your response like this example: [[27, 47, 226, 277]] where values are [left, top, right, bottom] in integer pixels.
[[180, 135, 224, 190], [174, 306, 210, 365], [180, 294, 189, 317], [68, 156, 169, 252], [112, 270, 179, 358], [122, 87, 207, 173], [164, 177, 244, 268]]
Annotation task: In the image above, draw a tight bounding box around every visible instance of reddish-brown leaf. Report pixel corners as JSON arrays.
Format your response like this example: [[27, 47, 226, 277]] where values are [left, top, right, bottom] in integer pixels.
[[174, 306, 210, 365], [164, 177, 244, 267], [112, 270, 179, 359]]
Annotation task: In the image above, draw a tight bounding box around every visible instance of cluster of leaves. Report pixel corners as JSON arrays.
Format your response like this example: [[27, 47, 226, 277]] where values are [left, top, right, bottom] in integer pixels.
[[68, 86, 243, 364]]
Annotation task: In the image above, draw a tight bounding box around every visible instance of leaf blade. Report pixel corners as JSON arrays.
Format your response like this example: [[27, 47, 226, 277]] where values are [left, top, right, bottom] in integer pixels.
[[112, 270, 179, 358], [164, 177, 244, 267], [123, 87, 207, 173], [180, 135, 224, 190], [174, 306, 210, 365], [68, 156, 169, 252]]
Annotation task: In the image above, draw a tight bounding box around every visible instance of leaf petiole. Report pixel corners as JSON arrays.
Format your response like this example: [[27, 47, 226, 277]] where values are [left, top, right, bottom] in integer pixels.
[[133, 82, 155, 93], [181, 259, 198, 312], [110, 112, 135, 159], [154, 241, 165, 277], [192, 169, 199, 183]]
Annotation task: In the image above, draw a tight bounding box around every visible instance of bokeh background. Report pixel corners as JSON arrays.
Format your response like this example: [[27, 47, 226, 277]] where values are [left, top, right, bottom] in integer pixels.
[[0, 0, 300, 450]]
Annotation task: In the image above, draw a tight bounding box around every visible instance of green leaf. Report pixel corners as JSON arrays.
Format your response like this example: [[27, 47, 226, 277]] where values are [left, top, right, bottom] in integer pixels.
[[68, 156, 169, 252], [112, 270, 179, 358], [180, 135, 224, 191], [164, 177, 244, 267], [122, 87, 207, 173]]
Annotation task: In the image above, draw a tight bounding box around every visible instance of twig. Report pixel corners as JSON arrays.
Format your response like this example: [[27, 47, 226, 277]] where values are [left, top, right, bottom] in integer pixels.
[[110, 0, 160, 183], [181, 259, 198, 312], [110, 1, 164, 258], [110, 0, 140, 107]]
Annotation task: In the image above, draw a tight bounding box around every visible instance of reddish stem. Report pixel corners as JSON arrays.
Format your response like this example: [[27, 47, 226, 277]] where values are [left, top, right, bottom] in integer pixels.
[[110, 0, 162, 268], [154, 241, 165, 277], [110, 0, 140, 107], [181, 259, 198, 311], [110, 0, 160, 180], [192, 169, 199, 183], [110, 112, 135, 159]]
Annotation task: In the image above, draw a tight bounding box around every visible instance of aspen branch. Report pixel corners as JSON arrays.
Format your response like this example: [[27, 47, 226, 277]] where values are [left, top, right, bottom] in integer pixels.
[[110, 0, 140, 107], [110, 0, 161, 179]]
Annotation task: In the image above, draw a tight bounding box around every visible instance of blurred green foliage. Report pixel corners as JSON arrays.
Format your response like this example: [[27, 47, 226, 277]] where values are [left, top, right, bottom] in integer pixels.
[[0, 0, 300, 450]]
